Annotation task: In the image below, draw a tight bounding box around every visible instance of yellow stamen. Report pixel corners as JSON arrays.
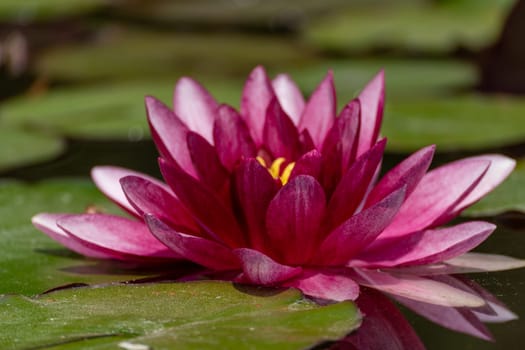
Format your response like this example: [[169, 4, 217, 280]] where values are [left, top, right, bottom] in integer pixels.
[[256, 156, 295, 185]]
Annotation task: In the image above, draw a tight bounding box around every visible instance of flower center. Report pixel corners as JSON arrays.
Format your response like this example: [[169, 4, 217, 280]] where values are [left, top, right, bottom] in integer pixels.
[[256, 156, 295, 185]]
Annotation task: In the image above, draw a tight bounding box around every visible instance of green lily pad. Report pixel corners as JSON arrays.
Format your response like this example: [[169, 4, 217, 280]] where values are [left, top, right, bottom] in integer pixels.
[[383, 95, 525, 152], [305, 0, 513, 54], [37, 29, 312, 82], [0, 79, 240, 140], [283, 59, 476, 104], [0, 281, 361, 350], [0, 179, 165, 296], [0, 126, 64, 172], [464, 158, 525, 217], [0, 0, 108, 21]]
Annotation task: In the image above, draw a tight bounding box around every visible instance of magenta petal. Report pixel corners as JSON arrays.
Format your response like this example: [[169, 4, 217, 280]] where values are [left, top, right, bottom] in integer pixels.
[[241, 66, 275, 145], [159, 158, 245, 247], [91, 165, 170, 217], [319, 186, 405, 265], [263, 97, 301, 160], [173, 77, 218, 143], [213, 104, 256, 171], [289, 149, 322, 181], [360, 221, 495, 268], [442, 154, 516, 220], [394, 295, 493, 341], [342, 287, 425, 350], [57, 214, 178, 259], [379, 158, 490, 240], [356, 70, 385, 157], [145, 214, 239, 270], [187, 131, 229, 192], [120, 176, 198, 233], [298, 71, 336, 148], [352, 268, 485, 307], [145, 96, 195, 176], [326, 139, 386, 230], [284, 269, 359, 301], [234, 248, 302, 285], [266, 175, 326, 265], [32, 213, 112, 259], [234, 159, 279, 253], [366, 145, 435, 207], [272, 73, 305, 125]]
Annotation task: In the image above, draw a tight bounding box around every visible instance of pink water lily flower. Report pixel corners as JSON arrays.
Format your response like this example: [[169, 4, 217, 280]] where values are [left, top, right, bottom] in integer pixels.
[[33, 66, 524, 310]]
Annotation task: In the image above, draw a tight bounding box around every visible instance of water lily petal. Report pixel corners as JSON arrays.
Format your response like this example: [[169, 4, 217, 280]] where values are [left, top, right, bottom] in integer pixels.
[[298, 71, 336, 148], [173, 77, 218, 143], [439, 154, 516, 222], [187, 131, 229, 193], [263, 97, 301, 160], [234, 248, 302, 285], [32, 213, 112, 259], [352, 269, 485, 307], [57, 214, 178, 259], [145, 214, 239, 270], [356, 70, 385, 157], [272, 73, 305, 125], [159, 158, 244, 247], [319, 186, 405, 265], [360, 221, 495, 268], [91, 165, 169, 217], [145, 96, 195, 176], [379, 158, 490, 240], [241, 65, 275, 145], [366, 145, 435, 207], [234, 158, 280, 253], [266, 175, 326, 265], [289, 149, 322, 181], [284, 269, 359, 301], [341, 287, 425, 350], [320, 100, 360, 192], [394, 295, 493, 341], [462, 278, 518, 323], [326, 139, 386, 230], [213, 104, 256, 171], [120, 176, 198, 233]]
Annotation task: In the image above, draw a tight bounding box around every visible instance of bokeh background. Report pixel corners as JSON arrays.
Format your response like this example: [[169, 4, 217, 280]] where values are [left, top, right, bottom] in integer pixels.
[[0, 1, 524, 349]]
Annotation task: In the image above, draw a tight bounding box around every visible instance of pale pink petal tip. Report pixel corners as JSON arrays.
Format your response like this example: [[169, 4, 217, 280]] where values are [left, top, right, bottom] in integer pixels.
[[285, 270, 359, 301]]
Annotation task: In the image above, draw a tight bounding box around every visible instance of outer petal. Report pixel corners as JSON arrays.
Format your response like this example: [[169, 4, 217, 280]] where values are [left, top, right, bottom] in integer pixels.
[[365, 145, 435, 207], [145, 214, 239, 270], [378, 158, 490, 240], [272, 73, 305, 125], [356, 70, 384, 157], [173, 77, 218, 143], [298, 71, 336, 148], [263, 97, 301, 160], [213, 104, 256, 171], [341, 287, 425, 350], [352, 269, 485, 307], [159, 158, 245, 247], [318, 186, 405, 265], [326, 139, 386, 230], [32, 213, 112, 259], [233, 159, 280, 254], [439, 154, 516, 221], [358, 221, 495, 268], [394, 295, 493, 341], [57, 214, 179, 259], [284, 269, 360, 301], [120, 176, 198, 233], [234, 248, 302, 285], [266, 175, 326, 265], [145, 96, 195, 176], [91, 165, 170, 217], [241, 66, 275, 145]]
